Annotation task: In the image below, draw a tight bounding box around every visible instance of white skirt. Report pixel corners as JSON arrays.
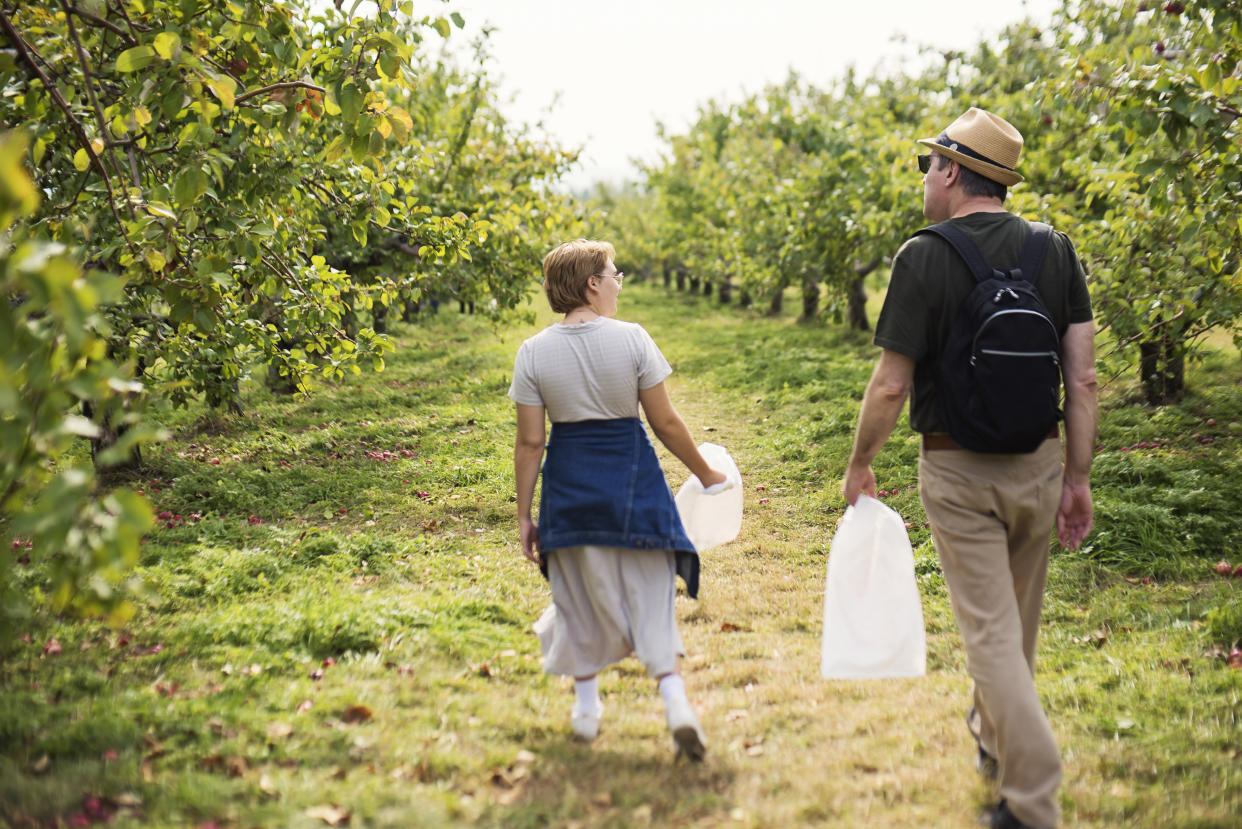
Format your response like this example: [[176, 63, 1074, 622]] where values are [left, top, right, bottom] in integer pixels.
[[534, 545, 685, 678]]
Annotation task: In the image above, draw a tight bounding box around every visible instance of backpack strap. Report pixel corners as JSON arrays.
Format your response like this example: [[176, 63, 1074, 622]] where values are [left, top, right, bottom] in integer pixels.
[[916, 220, 1054, 285], [916, 222, 993, 284], [1015, 222, 1052, 286]]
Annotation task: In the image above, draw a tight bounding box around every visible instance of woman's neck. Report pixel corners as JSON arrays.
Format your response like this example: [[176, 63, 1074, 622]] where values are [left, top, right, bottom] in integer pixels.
[[561, 306, 601, 325]]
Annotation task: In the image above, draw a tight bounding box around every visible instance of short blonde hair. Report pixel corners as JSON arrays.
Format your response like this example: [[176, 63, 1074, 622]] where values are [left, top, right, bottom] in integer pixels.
[[542, 239, 616, 314]]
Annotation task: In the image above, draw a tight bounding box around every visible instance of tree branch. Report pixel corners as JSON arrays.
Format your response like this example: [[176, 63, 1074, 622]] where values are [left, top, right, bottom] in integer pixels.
[[0, 8, 136, 253], [65, 3, 135, 44], [235, 81, 326, 105], [58, 0, 139, 197]]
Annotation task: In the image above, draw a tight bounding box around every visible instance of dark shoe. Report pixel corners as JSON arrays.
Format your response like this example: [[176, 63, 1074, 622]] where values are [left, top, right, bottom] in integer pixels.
[[979, 799, 1037, 829], [967, 706, 999, 780]]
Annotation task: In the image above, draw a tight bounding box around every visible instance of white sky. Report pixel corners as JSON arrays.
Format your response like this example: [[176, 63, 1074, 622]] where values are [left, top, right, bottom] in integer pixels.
[[444, 0, 1064, 190]]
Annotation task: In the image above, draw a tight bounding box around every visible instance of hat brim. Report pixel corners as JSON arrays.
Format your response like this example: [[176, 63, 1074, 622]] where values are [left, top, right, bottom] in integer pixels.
[[917, 138, 1023, 186]]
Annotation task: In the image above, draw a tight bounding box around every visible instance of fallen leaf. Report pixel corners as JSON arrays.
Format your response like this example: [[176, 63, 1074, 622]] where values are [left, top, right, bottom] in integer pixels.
[[340, 705, 372, 724], [267, 721, 294, 739], [259, 774, 277, 795], [296, 699, 313, 714], [114, 792, 142, 808], [305, 804, 350, 825], [31, 754, 50, 774], [719, 622, 742, 633], [43, 639, 62, 656]]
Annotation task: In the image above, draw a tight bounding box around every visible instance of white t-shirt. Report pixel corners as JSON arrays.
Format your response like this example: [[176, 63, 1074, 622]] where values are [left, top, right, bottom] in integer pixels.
[[508, 318, 672, 422]]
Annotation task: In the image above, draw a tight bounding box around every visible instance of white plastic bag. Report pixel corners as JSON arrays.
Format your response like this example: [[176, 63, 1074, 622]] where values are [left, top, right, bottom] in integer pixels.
[[821, 494, 926, 680], [675, 443, 743, 552]]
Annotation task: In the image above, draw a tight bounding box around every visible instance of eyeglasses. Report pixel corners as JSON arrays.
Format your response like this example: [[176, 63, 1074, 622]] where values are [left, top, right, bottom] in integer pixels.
[[917, 154, 932, 174], [597, 271, 624, 285]]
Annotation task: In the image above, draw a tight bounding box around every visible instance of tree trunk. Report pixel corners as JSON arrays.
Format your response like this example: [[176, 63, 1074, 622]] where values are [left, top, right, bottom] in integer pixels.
[[801, 276, 819, 321], [689, 275, 700, 293], [739, 289, 751, 308], [1139, 338, 1185, 405], [402, 297, 419, 323], [675, 268, 687, 291], [84, 399, 142, 472], [663, 267, 672, 288], [719, 279, 733, 305], [702, 279, 713, 298], [768, 288, 783, 316], [846, 275, 869, 331], [847, 258, 881, 331], [372, 301, 389, 335]]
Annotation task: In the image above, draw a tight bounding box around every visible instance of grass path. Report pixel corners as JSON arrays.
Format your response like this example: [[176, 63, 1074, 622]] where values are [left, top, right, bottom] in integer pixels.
[[2, 282, 1240, 828]]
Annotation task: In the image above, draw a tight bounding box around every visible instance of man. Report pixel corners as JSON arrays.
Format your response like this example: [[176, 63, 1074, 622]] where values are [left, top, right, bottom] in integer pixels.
[[842, 108, 1097, 829]]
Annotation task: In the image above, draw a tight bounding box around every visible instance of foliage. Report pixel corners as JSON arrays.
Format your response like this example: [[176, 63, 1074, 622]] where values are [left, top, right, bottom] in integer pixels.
[[597, 0, 1242, 393], [0, 0, 581, 628], [0, 130, 154, 638]]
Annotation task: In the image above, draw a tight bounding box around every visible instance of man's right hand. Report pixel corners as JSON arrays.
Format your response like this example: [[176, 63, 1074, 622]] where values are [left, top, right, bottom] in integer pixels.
[[1056, 482, 1093, 550], [842, 463, 877, 507]]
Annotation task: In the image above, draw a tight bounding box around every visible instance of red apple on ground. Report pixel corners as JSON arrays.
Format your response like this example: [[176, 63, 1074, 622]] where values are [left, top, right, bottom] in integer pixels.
[[1215, 560, 1232, 575]]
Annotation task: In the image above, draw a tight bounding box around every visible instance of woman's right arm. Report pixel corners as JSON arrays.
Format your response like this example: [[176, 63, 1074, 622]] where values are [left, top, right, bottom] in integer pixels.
[[514, 403, 546, 564], [638, 382, 727, 488]]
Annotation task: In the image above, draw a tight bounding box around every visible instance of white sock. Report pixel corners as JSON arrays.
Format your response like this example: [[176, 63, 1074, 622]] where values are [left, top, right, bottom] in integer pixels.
[[658, 674, 687, 708], [574, 677, 601, 716]]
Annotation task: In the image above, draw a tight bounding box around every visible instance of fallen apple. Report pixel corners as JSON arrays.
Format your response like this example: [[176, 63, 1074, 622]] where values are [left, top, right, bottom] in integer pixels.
[[1215, 560, 1232, 576]]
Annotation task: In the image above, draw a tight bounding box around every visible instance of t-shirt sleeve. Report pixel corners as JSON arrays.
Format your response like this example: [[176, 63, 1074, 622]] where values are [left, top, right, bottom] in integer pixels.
[[1060, 232, 1094, 324], [873, 239, 930, 361], [507, 341, 543, 406], [633, 325, 673, 389]]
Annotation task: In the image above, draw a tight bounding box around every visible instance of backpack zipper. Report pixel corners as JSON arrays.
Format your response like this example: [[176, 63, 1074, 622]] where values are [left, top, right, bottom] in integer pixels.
[[970, 308, 1060, 366]]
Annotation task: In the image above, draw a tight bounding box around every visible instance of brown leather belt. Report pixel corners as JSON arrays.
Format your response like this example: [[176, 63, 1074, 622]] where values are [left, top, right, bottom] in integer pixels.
[[922, 428, 1059, 451]]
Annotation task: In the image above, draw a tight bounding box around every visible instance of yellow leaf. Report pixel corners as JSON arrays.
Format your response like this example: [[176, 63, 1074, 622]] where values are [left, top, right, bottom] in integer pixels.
[[74, 148, 91, 171], [208, 77, 236, 109], [144, 249, 166, 272], [90, 137, 105, 156], [153, 31, 181, 60]]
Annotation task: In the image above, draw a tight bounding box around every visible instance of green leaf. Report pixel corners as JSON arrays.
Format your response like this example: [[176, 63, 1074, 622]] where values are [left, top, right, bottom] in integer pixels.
[[116, 45, 158, 72], [173, 167, 208, 206], [433, 17, 451, 38], [73, 147, 91, 172], [451, 11, 465, 28], [145, 202, 177, 221], [339, 81, 364, 122]]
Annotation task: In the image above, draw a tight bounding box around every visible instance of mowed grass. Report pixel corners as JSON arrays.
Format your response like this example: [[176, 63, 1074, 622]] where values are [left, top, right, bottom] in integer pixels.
[[2, 281, 1241, 828]]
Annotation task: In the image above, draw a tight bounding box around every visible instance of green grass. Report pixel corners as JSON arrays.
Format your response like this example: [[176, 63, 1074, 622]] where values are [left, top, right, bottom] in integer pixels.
[[2, 281, 1240, 827]]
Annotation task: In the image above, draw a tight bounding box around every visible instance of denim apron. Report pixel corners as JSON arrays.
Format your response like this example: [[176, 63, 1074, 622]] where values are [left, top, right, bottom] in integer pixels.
[[538, 418, 700, 598]]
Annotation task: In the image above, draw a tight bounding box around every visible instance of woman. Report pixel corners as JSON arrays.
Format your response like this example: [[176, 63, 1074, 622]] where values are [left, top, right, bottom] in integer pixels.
[[509, 239, 727, 761]]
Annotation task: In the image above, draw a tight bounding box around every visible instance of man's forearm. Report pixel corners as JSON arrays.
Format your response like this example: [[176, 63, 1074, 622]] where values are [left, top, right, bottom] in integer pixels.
[[1063, 385, 1096, 484], [848, 355, 913, 468]]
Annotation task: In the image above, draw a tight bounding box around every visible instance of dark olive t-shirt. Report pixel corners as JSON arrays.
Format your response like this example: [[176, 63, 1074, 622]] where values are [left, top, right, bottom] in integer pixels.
[[874, 211, 1093, 434]]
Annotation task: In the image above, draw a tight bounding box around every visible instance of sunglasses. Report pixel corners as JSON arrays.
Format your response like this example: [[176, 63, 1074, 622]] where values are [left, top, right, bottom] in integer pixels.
[[917, 154, 933, 174]]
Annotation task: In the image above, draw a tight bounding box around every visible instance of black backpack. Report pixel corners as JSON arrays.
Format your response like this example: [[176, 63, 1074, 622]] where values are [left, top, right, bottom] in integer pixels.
[[916, 220, 1062, 454]]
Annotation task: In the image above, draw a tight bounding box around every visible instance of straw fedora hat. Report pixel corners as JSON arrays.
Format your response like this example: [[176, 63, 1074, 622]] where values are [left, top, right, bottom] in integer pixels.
[[917, 107, 1024, 186]]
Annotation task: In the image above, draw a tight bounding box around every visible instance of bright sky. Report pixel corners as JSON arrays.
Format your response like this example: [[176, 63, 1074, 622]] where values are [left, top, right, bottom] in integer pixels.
[[446, 0, 1064, 191]]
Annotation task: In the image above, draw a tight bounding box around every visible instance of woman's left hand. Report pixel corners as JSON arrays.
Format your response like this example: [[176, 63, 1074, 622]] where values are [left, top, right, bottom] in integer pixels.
[[698, 467, 728, 489], [519, 517, 541, 565]]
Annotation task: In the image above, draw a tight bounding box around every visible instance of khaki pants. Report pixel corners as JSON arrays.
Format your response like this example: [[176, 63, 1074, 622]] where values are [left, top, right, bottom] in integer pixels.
[[919, 439, 1064, 829]]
